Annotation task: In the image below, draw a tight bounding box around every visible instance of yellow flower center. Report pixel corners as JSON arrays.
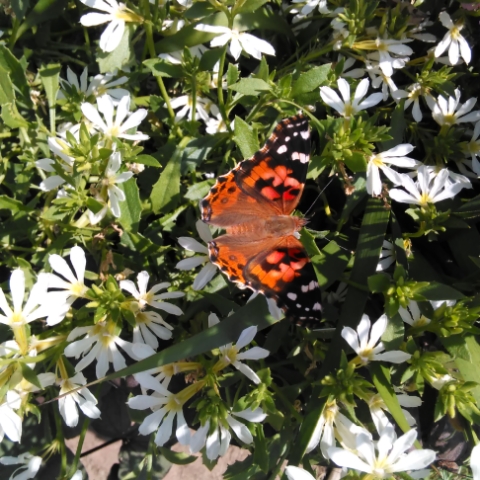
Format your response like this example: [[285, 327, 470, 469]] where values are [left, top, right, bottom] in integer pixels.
[[343, 103, 354, 118], [450, 25, 461, 40], [69, 281, 87, 297], [442, 113, 456, 126], [165, 394, 183, 412], [371, 155, 385, 167], [466, 140, 480, 155], [10, 311, 25, 325]]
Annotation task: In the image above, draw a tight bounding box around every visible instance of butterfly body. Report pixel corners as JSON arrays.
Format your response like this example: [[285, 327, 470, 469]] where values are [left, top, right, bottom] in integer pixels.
[[201, 115, 322, 324]]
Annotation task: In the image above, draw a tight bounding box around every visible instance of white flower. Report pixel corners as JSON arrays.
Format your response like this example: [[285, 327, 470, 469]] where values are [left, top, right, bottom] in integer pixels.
[[369, 37, 413, 76], [320, 78, 383, 119], [367, 143, 419, 196], [306, 401, 369, 458], [127, 372, 191, 447], [0, 452, 42, 480], [58, 372, 101, 427], [328, 425, 436, 478], [35, 137, 75, 191], [365, 62, 399, 101], [471, 444, 480, 480], [86, 71, 129, 101], [377, 240, 395, 271], [340, 56, 366, 79], [170, 95, 218, 122], [176, 220, 218, 290], [289, 0, 330, 17], [190, 407, 267, 460], [463, 121, 480, 176], [79, 0, 141, 53], [64, 320, 149, 378], [389, 166, 467, 206], [58, 66, 89, 98], [71, 471, 83, 480], [393, 83, 434, 123], [285, 466, 315, 480], [81, 94, 149, 141], [158, 45, 208, 65], [45, 246, 88, 325], [120, 271, 184, 315], [341, 314, 411, 365], [131, 309, 175, 351], [0, 391, 22, 443], [87, 196, 108, 225], [398, 301, 431, 328], [206, 112, 229, 135], [428, 89, 480, 127], [368, 393, 422, 432], [434, 12, 471, 65], [195, 24, 275, 61], [323, 282, 348, 304], [209, 315, 269, 384], [0, 269, 54, 329], [102, 151, 134, 217]]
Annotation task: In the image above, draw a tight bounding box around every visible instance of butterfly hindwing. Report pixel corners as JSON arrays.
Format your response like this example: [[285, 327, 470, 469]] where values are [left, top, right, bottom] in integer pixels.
[[244, 235, 322, 323]]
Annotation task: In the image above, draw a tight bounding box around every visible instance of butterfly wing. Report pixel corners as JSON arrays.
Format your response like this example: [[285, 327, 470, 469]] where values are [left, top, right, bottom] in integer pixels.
[[201, 115, 311, 227], [208, 234, 322, 323], [235, 115, 311, 216], [244, 235, 322, 323]]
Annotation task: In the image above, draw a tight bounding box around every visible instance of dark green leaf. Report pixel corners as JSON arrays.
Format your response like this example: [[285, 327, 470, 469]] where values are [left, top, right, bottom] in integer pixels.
[[0, 45, 32, 107], [0, 71, 15, 104], [143, 58, 184, 78], [291, 64, 331, 97], [134, 155, 161, 167], [97, 25, 135, 73], [20, 363, 42, 390], [229, 78, 271, 96], [416, 282, 464, 301], [157, 447, 197, 465], [151, 149, 182, 214], [1, 103, 29, 128]]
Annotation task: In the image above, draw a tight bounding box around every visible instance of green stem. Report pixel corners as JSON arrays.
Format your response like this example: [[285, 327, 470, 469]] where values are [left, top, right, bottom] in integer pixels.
[[217, 44, 230, 131]]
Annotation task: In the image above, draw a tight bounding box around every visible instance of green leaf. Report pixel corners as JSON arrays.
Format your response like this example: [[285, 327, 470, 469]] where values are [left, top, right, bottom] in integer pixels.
[[291, 64, 331, 97], [20, 363, 42, 390], [86, 197, 105, 215], [185, 179, 213, 201], [371, 363, 420, 444], [0, 45, 32, 107], [143, 58, 184, 78], [381, 101, 406, 150], [382, 313, 405, 350], [39, 64, 60, 132], [0, 71, 15, 104], [157, 447, 197, 465], [102, 295, 276, 381], [97, 25, 135, 73], [119, 178, 141, 233], [233, 116, 260, 158], [0, 195, 29, 213], [228, 78, 271, 96], [1, 102, 29, 128], [416, 282, 464, 301], [227, 63, 240, 86], [134, 154, 161, 167], [344, 151, 367, 172], [368, 273, 391, 293], [12, 0, 30, 18], [235, 0, 269, 14], [151, 148, 182, 214], [454, 194, 480, 221]]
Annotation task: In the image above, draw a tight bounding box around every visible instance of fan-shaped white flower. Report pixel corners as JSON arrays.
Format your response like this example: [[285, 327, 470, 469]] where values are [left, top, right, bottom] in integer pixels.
[[370, 37, 413, 76], [176, 220, 218, 290], [195, 24, 275, 61], [393, 83, 434, 123], [462, 121, 480, 176], [434, 12, 471, 65], [0, 269, 58, 329], [367, 143, 419, 196], [320, 78, 383, 119], [81, 94, 149, 141], [0, 391, 22, 443], [189, 407, 267, 460], [64, 320, 149, 378], [368, 393, 421, 433], [211, 321, 269, 384], [0, 452, 42, 480], [328, 425, 436, 478], [79, 0, 142, 53], [120, 271, 184, 316], [170, 95, 218, 123], [127, 372, 192, 447], [398, 301, 431, 328], [58, 372, 101, 427], [428, 89, 480, 127], [341, 314, 411, 365], [389, 166, 467, 206], [102, 151, 133, 218], [285, 466, 315, 480]]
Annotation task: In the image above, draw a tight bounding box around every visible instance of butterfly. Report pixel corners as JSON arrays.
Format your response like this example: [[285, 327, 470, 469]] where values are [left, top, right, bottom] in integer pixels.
[[200, 115, 322, 324]]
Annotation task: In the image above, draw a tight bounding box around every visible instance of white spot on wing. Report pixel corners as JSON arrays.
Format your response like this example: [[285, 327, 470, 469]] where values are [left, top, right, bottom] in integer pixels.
[[313, 303, 321, 310], [287, 292, 297, 301], [301, 285, 309, 293], [291, 152, 309, 164], [277, 145, 288, 154], [300, 130, 310, 140]]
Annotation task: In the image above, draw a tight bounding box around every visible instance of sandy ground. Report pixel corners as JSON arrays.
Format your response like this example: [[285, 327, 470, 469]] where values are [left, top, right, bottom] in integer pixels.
[[66, 430, 250, 480]]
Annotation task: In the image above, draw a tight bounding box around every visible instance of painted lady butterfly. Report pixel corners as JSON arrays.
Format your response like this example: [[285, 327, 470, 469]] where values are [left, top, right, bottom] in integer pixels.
[[201, 115, 322, 324]]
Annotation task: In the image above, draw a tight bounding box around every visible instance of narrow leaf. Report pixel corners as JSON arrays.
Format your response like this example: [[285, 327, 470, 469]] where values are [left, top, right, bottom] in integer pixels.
[[233, 116, 259, 158], [151, 149, 182, 214]]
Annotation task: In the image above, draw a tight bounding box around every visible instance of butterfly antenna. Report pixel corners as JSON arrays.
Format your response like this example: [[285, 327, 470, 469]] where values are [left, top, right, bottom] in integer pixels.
[[304, 176, 335, 218]]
